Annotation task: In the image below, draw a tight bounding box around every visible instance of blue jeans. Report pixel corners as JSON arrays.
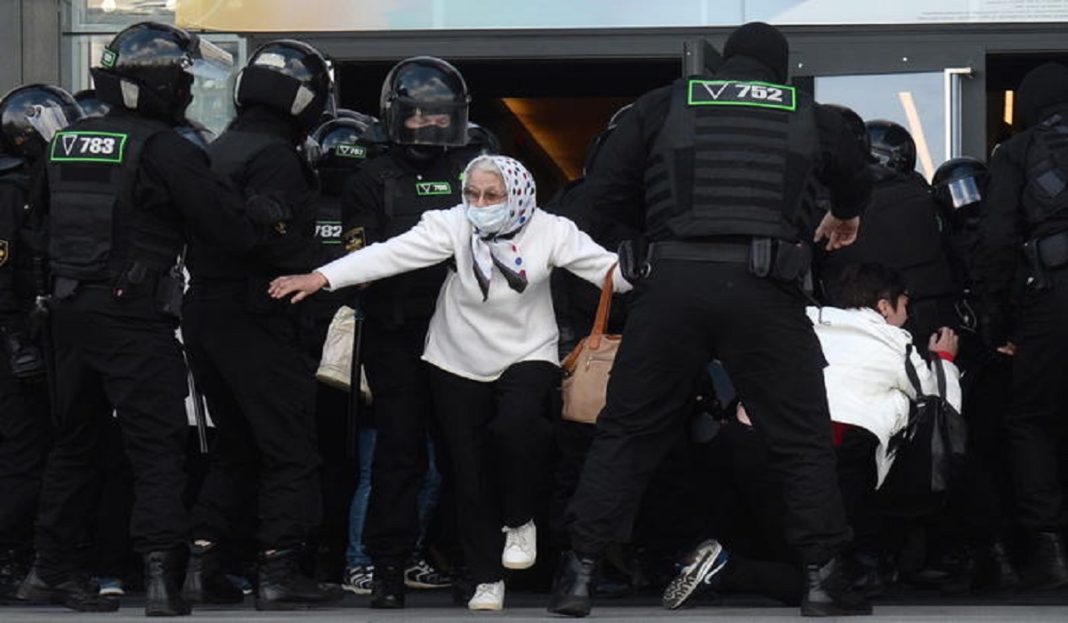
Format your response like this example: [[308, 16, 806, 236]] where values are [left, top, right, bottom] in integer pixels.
[[346, 431, 441, 567]]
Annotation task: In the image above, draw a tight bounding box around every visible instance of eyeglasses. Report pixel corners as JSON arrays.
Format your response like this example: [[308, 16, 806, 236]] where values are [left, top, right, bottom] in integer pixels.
[[462, 187, 507, 204]]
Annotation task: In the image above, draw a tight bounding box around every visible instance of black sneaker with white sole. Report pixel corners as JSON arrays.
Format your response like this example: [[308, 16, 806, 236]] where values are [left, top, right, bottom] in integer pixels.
[[662, 539, 730, 610], [405, 557, 452, 589]]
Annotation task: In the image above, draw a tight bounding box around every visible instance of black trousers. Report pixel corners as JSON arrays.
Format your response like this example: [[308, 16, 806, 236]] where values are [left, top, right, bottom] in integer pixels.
[[567, 261, 850, 564], [184, 292, 321, 549], [1004, 269, 1068, 530], [428, 361, 557, 583], [35, 288, 189, 576], [0, 365, 51, 550], [361, 319, 435, 567], [835, 426, 879, 551]]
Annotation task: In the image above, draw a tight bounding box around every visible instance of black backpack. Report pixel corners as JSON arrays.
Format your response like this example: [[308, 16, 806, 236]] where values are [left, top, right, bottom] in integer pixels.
[[878, 346, 967, 518]]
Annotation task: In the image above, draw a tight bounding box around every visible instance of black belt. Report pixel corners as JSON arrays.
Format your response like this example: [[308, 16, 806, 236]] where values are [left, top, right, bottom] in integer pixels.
[[647, 240, 750, 263]]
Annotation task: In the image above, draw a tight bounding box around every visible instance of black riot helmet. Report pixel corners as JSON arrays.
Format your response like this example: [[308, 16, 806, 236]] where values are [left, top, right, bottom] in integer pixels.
[[309, 113, 389, 171], [91, 22, 232, 122], [0, 84, 84, 162], [380, 56, 470, 147], [466, 122, 501, 154], [932, 157, 989, 212], [865, 119, 916, 174], [73, 89, 112, 119], [823, 104, 873, 162], [235, 39, 335, 132]]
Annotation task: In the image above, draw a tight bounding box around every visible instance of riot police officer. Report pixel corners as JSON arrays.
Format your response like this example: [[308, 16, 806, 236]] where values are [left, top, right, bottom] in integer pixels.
[[973, 61, 1068, 590], [0, 84, 77, 601], [548, 22, 874, 617], [304, 110, 387, 580], [180, 39, 344, 610], [820, 119, 960, 348], [13, 22, 265, 615], [929, 156, 1020, 592], [342, 55, 481, 608]]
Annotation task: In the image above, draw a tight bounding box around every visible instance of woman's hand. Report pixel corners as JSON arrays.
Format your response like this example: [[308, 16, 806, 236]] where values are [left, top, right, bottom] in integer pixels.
[[929, 327, 959, 359], [268, 272, 329, 303]]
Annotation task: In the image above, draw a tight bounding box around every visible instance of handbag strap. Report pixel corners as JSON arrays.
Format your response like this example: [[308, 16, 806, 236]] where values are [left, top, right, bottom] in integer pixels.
[[903, 344, 925, 396], [588, 264, 617, 350]]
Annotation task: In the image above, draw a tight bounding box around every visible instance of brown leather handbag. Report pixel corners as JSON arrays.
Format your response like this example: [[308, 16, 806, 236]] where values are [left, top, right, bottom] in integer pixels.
[[561, 265, 621, 424]]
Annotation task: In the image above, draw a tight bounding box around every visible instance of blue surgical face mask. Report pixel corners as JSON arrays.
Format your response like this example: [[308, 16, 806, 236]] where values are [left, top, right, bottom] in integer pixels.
[[465, 202, 509, 234]]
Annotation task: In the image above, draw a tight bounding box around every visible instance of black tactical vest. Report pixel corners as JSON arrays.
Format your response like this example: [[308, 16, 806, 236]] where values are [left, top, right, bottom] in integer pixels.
[[1022, 116, 1068, 227], [645, 77, 820, 242], [45, 115, 182, 282], [312, 193, 346, 264], [361, 149, 470, 325]]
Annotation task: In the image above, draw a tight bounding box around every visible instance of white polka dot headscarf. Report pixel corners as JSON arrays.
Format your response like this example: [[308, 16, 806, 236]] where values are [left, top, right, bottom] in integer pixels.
[[463, 154, 537, 299]]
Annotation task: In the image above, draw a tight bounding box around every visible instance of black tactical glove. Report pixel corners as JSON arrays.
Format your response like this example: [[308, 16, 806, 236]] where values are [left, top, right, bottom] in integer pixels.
[[3, 329, 44, 379], [617, 239, 649, 283]]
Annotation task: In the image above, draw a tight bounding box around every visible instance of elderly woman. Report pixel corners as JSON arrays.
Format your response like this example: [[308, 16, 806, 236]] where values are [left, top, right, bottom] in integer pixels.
[[269, 154, 630, 611]]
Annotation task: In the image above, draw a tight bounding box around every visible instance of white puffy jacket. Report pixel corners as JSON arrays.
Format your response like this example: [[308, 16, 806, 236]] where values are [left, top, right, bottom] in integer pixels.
[[806, 306, 962, 487]]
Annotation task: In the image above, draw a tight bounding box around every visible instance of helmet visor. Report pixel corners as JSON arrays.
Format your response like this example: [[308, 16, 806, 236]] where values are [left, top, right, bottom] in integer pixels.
[[389, 99, 467, 146], [183, 37, 234, 82], [26, 102, 75, 142], [946, 176, 983, 209]]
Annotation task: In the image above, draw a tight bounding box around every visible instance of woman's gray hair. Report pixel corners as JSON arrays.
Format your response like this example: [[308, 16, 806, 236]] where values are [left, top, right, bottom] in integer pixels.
[[465, 155, 504, 182]]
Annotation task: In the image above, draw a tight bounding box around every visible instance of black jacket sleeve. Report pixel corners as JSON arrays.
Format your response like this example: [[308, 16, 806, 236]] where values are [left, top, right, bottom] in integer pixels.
[[583, 86, 672, 234], [815, 104, 874, 220], [139, 132, 261, 255], [972, 135, 1028, 344], [239, 144, 323, 273]]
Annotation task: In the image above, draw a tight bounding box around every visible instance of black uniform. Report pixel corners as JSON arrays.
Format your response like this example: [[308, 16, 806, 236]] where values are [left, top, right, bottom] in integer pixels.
[[185, 106, 325, 550], [341, 145, 478, 570], [305, 164, 357, 574], [29, 109, 260, 580], [820, 169, 960, 346], [565, 55, 872, 566], [0, 158, 51, 586], [974, 101, 1068, 535]]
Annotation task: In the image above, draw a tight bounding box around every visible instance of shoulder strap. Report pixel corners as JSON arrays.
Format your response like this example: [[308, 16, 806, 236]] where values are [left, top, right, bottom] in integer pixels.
[[904, 343, 925, 396]]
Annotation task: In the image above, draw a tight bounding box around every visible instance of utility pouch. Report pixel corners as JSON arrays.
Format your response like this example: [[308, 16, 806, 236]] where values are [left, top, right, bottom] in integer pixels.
[[617, 239, 650, 282], [156, 266, 185, 320], [748, 238, 773, 278], [1023, 239, 1052, 291], [771, 240, 813, 282]]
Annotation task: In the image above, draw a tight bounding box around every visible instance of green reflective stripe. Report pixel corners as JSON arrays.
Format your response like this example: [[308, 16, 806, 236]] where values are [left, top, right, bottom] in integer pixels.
[[416, 181, 452, 196], [50, 131, 129, 164], [687, 80, 797, 112], [335, 144, 367, 159]]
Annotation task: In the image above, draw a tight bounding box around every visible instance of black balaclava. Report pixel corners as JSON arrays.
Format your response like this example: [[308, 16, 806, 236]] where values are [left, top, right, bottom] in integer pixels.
[[1016, 62, 1068, 129], [722, 21, 789, 84]]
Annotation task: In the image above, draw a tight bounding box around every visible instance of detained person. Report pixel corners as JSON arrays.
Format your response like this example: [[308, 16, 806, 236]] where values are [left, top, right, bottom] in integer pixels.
[[269, 154, 631, 611]]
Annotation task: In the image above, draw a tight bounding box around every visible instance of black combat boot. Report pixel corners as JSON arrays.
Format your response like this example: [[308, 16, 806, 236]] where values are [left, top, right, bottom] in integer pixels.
[[370, 564, 405, 609], [800, 556, 873, 617], [255, 548, 344, 611], [144, 549, 191, 616], [984, 541, 1020, 590], [15, 564, 119, 612], [0, 548, 32, 604], [547, 550, 599, 618], [1020, 532, 1068, 590], [182, 542, 243, 604]]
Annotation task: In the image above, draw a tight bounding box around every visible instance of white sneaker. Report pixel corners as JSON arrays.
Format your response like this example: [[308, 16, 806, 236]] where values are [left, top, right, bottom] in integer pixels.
[[467, 580, 504, 611], [502, 520, 536, 570]]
